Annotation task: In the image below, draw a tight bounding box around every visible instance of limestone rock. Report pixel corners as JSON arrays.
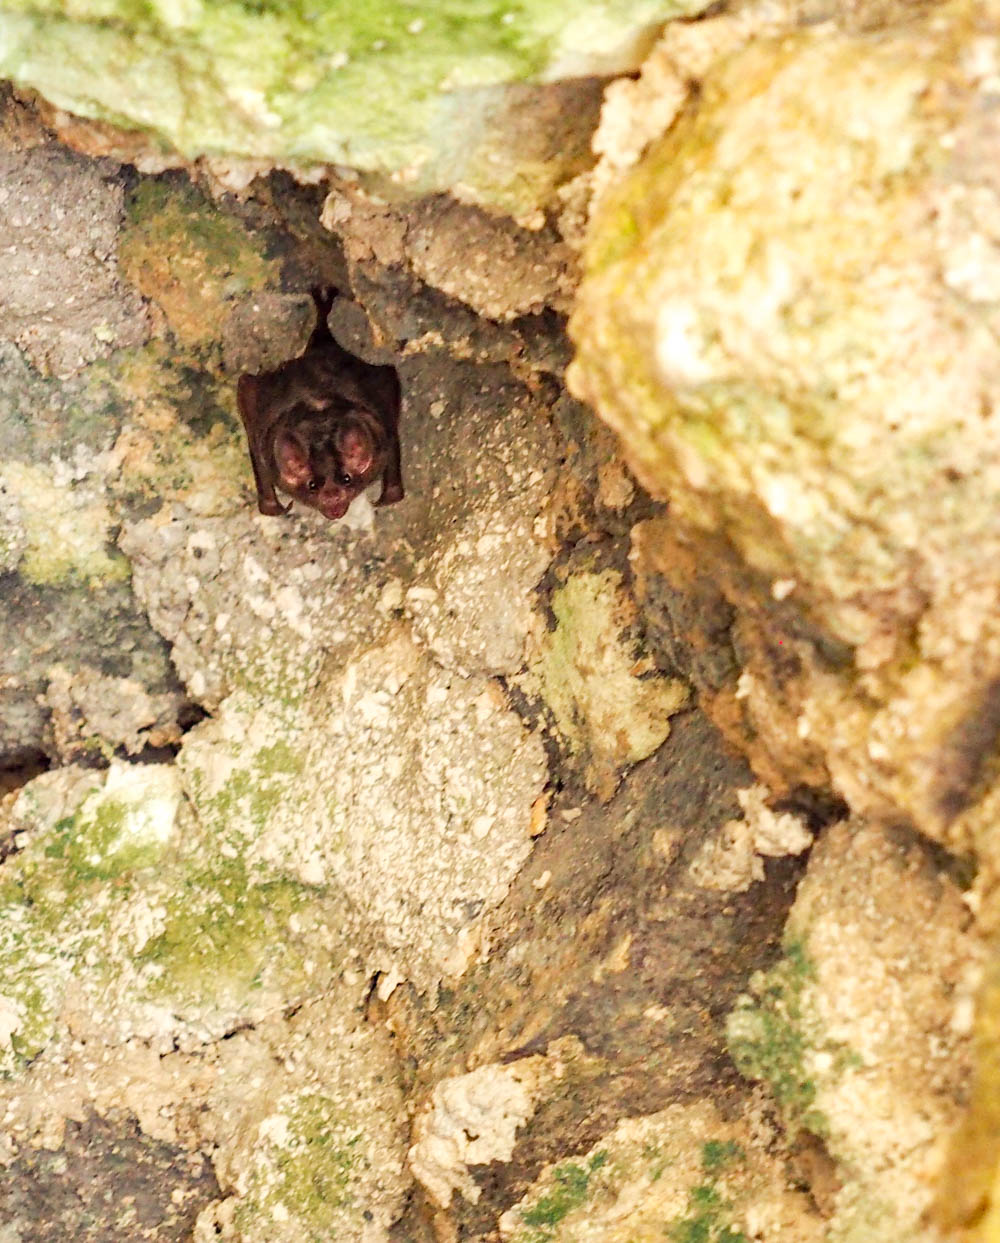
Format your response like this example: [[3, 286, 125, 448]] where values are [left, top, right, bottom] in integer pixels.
[[571, 0, 1000, 874], [179, 631, 548, 994], [0, 144, 147, 376], [727, 820, 978, 1242], [499, 1100, 823, 1242], [43, 665, 187, 761], [324, 188, 578, 320], [520, 562, 688, 798], [195, 999, 409, 1243], [687, 783, 813, 893], [0, 0, 707, 219], [409, 1061, 545, 1209]]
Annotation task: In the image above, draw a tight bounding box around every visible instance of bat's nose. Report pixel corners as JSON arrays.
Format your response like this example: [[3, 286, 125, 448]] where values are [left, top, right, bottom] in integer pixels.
[[319, 488, 351, 520]]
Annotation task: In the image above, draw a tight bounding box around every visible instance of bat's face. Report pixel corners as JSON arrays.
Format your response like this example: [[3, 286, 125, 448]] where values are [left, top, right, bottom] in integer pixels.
[[274, 405, 383, 521]]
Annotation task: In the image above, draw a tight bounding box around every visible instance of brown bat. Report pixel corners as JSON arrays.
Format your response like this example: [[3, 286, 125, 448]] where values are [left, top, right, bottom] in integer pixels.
[[236, 286, 403, 521]]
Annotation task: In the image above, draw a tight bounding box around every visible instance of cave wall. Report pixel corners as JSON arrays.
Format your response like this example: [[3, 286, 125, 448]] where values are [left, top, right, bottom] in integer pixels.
[[0, 0, 997, 1239]]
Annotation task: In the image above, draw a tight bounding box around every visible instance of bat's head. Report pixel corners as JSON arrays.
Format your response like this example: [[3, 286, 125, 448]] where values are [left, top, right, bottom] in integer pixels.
[[274, 403, 385, 521]]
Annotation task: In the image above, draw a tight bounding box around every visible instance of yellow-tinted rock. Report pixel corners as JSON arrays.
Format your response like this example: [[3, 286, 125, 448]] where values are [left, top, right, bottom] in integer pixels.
[[728, 821, 977, 1242], [522, 566, 687, 798], [571, 0, 1000, 859], [119, 179, 275, 351], [500, 1099, 823, 1243]]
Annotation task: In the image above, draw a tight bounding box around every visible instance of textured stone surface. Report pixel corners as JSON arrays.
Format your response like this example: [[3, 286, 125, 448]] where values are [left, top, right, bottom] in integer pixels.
[[0, 144, 147, 376], [409, 1061, 546, 1209], [323, 190, 578, 320], [0, 753, 411, 1240], [727, 821, 978, 1242], [0, 1113, 220, 1243], [384, 710, 812, 1240], [178, 635, 548, 993], [0, 23, 992, 1237], [519, 560, 687, 797], [687, 783, 812, 893], [0, 0, 702, 218], [0, 132, 579, 1238], [571, 0, 1000, 868], [499, 1101, 823, 1243]]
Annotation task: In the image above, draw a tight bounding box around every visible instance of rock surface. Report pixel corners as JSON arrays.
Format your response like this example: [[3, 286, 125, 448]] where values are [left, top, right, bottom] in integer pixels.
[[0, 3, 997, 1239], [499, 1101, 824, 1242], [728, 821, 978, 1242], [0, 144, 147, 376], [0, 0, 701, 217], [572, 0, 1000, 871]]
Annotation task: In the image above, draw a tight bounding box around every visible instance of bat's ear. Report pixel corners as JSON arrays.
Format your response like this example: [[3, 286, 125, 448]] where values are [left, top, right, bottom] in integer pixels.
[[274, 431, 311, 487], [338, 423, 374, 475]]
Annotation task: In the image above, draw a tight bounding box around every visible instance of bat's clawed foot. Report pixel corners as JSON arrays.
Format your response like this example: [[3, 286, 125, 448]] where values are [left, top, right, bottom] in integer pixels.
[[375, 483, 404, 508], [258, 495, 291, 517]]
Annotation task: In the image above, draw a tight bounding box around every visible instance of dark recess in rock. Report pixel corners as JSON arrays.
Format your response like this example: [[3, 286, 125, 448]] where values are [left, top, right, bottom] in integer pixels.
[[936, 677, 1000, 823], [0, 1111, 220, 1242], [388, 710, 822, 1238]]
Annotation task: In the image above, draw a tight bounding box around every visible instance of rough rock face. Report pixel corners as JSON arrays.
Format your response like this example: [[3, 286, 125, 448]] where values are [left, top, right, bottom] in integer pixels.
[[0, 0, 701, 217], [0, 2, 997, 1239], [571, 0, 1000, 875], [728, 821, 978, 1242], [0, 144, 147, 375], [519, 559, 688, 798], [0, 90, 666, 1236], [499, 1101, 825, 1242], [564, 6, 1000, 1227]]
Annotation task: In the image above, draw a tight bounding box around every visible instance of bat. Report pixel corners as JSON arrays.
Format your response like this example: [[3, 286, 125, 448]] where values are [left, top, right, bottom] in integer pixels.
[[236, 286, 403, 521]]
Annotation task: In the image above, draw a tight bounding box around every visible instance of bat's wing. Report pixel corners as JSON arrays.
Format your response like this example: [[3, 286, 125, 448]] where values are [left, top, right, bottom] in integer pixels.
[[237, 374, 289, 516]]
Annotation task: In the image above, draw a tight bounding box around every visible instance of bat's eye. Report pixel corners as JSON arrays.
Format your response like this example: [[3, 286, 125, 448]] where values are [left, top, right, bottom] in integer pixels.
[[306, 478, 319, 492], [338, 472, 353, 487]]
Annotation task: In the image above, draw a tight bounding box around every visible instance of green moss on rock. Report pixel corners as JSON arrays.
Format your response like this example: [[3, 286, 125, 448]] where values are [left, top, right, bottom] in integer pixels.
[[500, 1103, 821, 1243], [520, 1152, 609, 1234], [726, 938, 859, 1139], [524, 566, 687, 797], [119, 180, 275, 350], [0, 764, 182, 1072], [0, 756, 353, 1067], [64, 764, 183, 880], [199, 739, 304, 834], [136, 862, 330, 1013], [0, 459, 131, 588], [233, 1088, 397, 1240], [0, 0, 702, 215], [0, 899, 73, 1072]]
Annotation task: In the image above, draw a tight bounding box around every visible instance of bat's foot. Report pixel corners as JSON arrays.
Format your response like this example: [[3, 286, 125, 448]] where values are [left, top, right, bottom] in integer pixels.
[[374, 484, 404, 508], [310, 285, 339, 319], [257, 495, 290, 516]]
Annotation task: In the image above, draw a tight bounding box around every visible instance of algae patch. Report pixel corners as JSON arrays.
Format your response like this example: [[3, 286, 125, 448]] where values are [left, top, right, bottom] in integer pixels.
[[55, 761, 182, 880], [524, 566, 687, 797], [234, 1093, 367, 1236], [519, 1151, 609, 1235], [0, 0, 694, 214], [0, 763, 181, 1073], [0, 757, 353, 1063], [500, 1101, 821, 1243], [667, 1140, 750, 1243], [135, 863, 334, 1022], [119, 179, 275, 351], [0, 458, 129, 587], [726, 939, 852, 1138]]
